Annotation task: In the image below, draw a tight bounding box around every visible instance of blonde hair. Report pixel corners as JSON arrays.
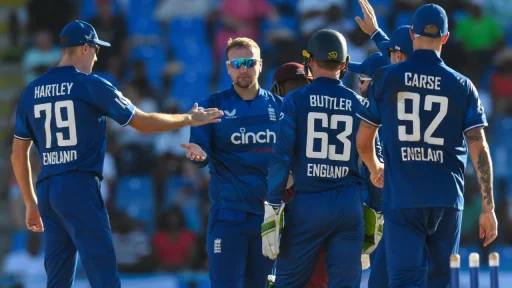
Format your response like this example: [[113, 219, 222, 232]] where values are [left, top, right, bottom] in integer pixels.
[[424, 25, 439, 35], [315, 60, 342, 72], [60, 46, 80, 57], [225, 37, 260, 59]]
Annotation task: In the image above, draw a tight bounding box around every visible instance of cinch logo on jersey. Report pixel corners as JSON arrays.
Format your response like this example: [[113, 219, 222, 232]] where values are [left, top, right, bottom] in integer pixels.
[[43, 150, 78, 165], [230, 127, 276, 144]]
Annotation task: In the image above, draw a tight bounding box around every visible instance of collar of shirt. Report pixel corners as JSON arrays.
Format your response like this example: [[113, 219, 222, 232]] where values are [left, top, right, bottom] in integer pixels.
[[47, 66, 79, 73], [410, 50, 444, 64], [229, 84, 264, 101], [313, 77, 343, 85]]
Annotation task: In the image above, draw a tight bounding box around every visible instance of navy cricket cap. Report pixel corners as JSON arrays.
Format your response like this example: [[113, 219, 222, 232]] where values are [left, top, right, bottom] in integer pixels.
[[59, 20, 111, 48], [348, 52, 387, 77], [378, 25, 413, 55], [411, 4, 448, 38]]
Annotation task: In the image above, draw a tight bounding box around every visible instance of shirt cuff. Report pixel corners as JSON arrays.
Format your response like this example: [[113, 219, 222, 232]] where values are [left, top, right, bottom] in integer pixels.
[[356, 113, 381, 127], [14, 135, 31, 140], [370, 29, 381, 39]]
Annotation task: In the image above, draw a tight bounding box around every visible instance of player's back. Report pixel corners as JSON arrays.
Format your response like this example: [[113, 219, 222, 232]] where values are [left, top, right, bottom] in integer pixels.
[[14, 66, 135, 182], [290, 77, 363, 193], [367, 50, 486, 210]]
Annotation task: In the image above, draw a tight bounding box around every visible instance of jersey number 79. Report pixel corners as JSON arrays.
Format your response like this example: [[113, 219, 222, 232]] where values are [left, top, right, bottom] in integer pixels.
[[34, 100, 78, 148]]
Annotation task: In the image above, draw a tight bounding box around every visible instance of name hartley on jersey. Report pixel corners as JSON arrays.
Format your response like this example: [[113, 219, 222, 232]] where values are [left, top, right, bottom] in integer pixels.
[[34, 83, 74, 98]]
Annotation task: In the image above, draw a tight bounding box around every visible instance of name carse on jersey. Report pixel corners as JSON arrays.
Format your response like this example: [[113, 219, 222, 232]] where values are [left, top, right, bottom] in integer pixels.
[[307, 94, 353, 179]]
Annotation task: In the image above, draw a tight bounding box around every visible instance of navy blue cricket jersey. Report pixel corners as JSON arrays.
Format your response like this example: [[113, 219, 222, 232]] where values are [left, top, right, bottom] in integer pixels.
[[14, 66, 136, 182], [189, 85, 283, 215], [268, 77, 364, 204], [357, 50, 487, 211]]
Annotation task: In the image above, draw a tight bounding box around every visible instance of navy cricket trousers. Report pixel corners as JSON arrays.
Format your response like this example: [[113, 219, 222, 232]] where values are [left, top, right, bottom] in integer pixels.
[[36, 171, 120, 288]]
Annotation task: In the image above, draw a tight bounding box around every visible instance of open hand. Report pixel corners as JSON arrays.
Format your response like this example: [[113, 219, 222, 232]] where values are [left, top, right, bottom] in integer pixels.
[[188, 103, 224, 126], [181, 143, 207, 161], [355, 0, 379, 36]]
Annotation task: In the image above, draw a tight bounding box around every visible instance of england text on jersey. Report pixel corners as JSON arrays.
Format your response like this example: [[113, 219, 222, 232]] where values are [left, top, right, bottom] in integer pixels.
[[43, 150, 78, 165], [400, 147, 444, 163], [34, 83, 74, 98], [307, 164, 349, 179]]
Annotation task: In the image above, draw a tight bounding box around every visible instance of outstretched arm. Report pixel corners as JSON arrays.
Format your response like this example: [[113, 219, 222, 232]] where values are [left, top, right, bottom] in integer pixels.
[[129, 104, 223, 133]]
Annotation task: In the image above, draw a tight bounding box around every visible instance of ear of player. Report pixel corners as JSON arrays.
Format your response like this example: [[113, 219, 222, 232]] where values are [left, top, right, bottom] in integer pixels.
[[261, 201, 286, 260]]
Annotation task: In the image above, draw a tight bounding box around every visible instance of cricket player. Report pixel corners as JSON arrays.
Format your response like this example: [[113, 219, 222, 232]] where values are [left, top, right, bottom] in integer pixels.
[[354, 2, 414, 285], [356, 4, 498, 287], [271, 62, 330, 288], [348, 52, 388, 282], [271, 61, 384, 288], [348, 52, 387, 213], [181, 37, 282, 288], [10, 20, 223, 287], [262, 29, 365, 288]]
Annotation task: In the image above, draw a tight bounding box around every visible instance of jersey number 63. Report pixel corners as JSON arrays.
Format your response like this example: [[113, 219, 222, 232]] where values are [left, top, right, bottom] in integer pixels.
[[306, 112, 353, 161]]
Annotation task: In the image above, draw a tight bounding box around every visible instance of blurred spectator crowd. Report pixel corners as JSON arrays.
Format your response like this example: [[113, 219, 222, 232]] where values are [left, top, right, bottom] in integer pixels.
[[2, 0, 512, 283]]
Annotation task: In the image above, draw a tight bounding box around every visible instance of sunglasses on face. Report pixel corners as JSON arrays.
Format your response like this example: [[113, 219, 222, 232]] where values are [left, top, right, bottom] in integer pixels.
[[226, 58, 260, 69], [87, 44, 100, 55], [388, 48, 398, 57], [359, 75, 372, 84]]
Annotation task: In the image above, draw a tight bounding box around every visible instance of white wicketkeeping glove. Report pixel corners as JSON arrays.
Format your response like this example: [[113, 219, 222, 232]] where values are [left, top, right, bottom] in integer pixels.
[[361, 254, 371, 270], [362, 204, 384, 255], [261, 201, 285, 260]]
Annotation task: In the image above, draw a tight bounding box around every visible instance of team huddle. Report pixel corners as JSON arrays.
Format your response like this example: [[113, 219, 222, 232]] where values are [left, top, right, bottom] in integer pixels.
[[10, 0, 498, 288]]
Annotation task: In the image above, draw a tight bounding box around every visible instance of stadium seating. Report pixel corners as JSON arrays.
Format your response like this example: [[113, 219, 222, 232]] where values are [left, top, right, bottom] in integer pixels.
[[394, 11, 413, 28], [168, 17, 208, 49], [80, 0, 121, 20], [130, 45, 167, 90], [163, 176, 193, 207], [115, 176, 156, 234], [171, 71, 211, 111], [10, 231, 29, 251], [127, 0, 158, 21]]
